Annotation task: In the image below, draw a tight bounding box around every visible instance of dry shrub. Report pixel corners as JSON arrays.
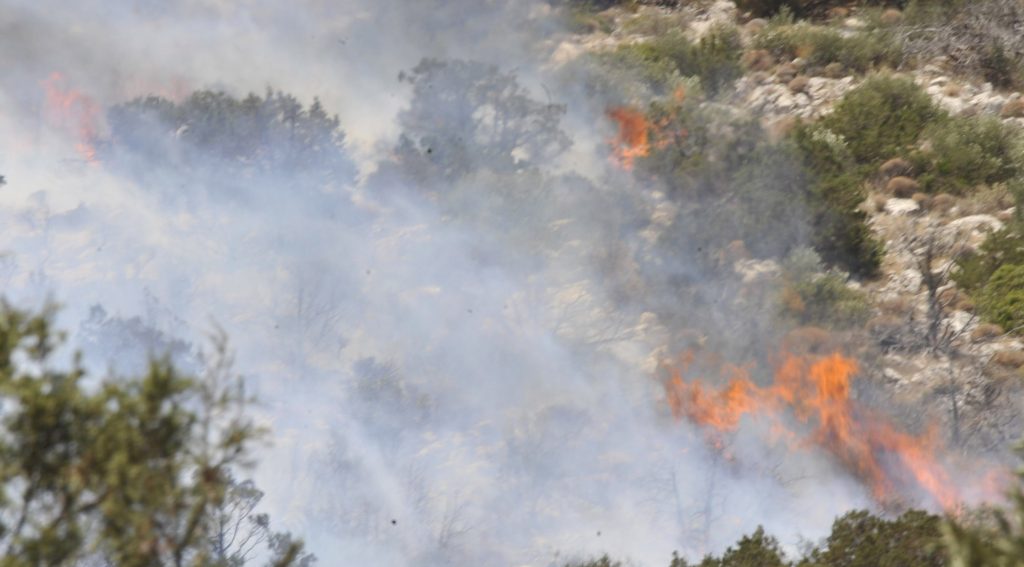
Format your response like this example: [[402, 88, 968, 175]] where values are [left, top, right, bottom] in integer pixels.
[[823, 61, 845, 78], [956, 295, 977, 312], [878, 296, 914, 316], [912, 192, 932, 209], [1001, 99, 1024, 118], [742, 49, 775, 71], [775, 62, 799, 82], [782, 325, 835, 354], [997, 209, 1017, 222], [745, 18, 768, 35], [871, 193, 889, 213], [941, 82, 962, 97], [828, 7, 850, 20], [867, 314, 906, 338], [960, 185, 1014, 216], [886, 176, 921, 198], [879, 8, 903, 26], [991, 350, 1024, 368], [931, 193, 957, 214], [971, 323, 1005, 341], [788, 75, 809, 93], [766, 115, 798, 142], [880, 157, 913, 178]]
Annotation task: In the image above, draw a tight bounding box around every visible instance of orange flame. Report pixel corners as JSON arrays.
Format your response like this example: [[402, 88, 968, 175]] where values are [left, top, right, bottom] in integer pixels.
[[606, 87, 687, 171], [606, 106, 651, 171], [665, 351, 961, 510], [42, 72, 100, 164]]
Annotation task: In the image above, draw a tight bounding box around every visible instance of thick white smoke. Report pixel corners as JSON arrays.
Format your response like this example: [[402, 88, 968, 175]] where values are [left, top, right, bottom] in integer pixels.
[[0, 1, 954, 565]]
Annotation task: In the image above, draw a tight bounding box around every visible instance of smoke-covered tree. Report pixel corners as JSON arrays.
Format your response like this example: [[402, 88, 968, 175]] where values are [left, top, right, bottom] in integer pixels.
[[0, 302, 310, 566], [382, 58, 571, 187], [106, 89, 355, 203], [209, 473, 316, 567]]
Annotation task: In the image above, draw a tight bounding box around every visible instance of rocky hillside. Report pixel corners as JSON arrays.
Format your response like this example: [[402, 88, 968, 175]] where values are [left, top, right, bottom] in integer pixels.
[[550, 0, 1024, 452]]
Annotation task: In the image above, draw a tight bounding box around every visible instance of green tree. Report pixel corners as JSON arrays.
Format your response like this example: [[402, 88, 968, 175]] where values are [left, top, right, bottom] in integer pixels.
[[799, 510, 946, 567], [671, 527, 788, 567], [0, 302, 310, 566], [107, 89, 355, 203]]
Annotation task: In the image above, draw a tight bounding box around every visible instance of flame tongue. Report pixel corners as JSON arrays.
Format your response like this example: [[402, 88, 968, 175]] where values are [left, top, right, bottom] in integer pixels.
[[41, 72, 100, 164], [606, 106, 651, 171], [665, 351, 959, 510]]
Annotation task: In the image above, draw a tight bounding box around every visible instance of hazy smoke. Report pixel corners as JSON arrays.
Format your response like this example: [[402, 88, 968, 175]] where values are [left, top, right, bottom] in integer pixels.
[[0, 1, 998, 566]]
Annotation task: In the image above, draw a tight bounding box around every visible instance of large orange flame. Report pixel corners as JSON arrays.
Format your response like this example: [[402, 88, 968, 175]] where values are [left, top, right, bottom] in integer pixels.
[[41, 72, 100, 164], [665, 351, 961, 510]]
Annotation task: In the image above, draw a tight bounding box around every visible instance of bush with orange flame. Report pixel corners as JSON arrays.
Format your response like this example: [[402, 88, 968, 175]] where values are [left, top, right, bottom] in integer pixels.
[[664, 350, 966, 510]]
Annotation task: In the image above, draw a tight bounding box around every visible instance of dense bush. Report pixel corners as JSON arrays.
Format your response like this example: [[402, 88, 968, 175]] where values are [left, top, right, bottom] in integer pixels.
[[821, 75, 942, 165], [952, 228, 1024, 294], [979, 264, 1024, 333], [791, 123, 883, 276], [798, 510, 946, 567], [912, 115, 1024, 194], [672, 527, 787, 567], [754, 22, 900, 73]]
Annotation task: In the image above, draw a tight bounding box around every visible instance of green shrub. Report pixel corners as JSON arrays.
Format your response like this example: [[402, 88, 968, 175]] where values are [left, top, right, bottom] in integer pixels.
[[781, 269, 871, 329], [979, 264, 1024, 332], [754, 23, 900, 73], [598, 26, 742, 96], [791, 123, 884, 276], [672, 527, 788, 567], [912, 115, 1024, 194], [822, 75, 943, 165], [953, 227, 1024, 294]]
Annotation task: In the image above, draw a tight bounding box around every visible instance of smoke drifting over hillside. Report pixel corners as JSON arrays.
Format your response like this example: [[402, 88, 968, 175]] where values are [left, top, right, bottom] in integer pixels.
[[0, 1, 1010, 565]]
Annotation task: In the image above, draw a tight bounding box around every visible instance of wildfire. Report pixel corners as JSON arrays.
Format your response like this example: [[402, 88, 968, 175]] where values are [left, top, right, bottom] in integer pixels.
[[664, 350, 961, 510], [41, 72, 101, 164], [605, 87, 686, 171], [606, 106, 651, 171]]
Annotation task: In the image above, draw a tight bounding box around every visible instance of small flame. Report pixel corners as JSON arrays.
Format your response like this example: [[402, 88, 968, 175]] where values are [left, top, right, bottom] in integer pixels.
[[41, 72, 100, 164], [664, 351, 963, 510], [606, 106, 651, 171], [606, 87, 687, 171]]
